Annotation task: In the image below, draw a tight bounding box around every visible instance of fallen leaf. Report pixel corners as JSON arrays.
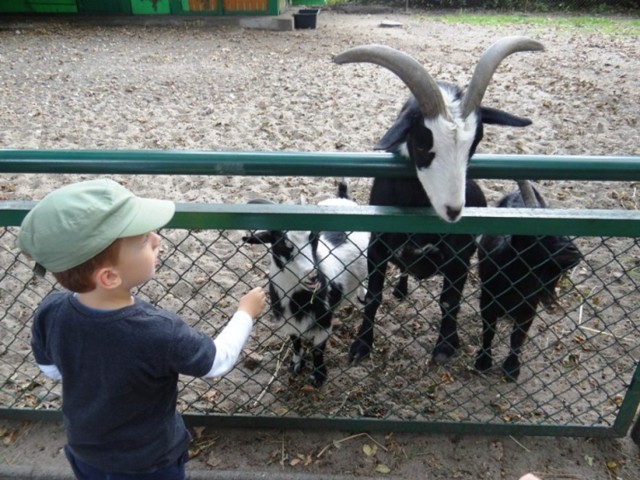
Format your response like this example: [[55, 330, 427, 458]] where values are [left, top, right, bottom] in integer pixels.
[[363, 443, 377, 457], [440, 371, 454, 383], [375, 463, 391, 474], [299, 385, 315, 394], [2, 430, 18, 445]]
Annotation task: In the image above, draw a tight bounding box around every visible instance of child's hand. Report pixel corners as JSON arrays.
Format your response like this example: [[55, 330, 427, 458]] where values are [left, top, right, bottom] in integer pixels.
[[238, 287, 266, 320]]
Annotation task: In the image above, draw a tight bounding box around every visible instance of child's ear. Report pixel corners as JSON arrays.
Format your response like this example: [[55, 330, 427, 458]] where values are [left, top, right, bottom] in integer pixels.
[[94, 267, 122, 290]]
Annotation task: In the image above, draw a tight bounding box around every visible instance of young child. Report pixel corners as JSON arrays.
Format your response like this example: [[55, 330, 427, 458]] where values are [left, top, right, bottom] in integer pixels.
[[17, 178, 266, 479]]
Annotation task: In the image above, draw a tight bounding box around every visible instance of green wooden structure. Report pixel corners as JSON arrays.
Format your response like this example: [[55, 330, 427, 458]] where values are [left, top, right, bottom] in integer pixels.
[[0, 0, 296, 17]]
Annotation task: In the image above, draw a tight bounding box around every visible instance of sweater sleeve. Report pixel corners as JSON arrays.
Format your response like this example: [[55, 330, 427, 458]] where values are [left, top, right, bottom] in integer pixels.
[[203, 311, 253, 378], [31, 297, 61, 380], [38, 364, 62, 380]]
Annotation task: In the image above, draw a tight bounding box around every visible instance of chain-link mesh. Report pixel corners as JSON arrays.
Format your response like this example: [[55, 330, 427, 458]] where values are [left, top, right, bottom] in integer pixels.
[[2, 223, 638, 430]]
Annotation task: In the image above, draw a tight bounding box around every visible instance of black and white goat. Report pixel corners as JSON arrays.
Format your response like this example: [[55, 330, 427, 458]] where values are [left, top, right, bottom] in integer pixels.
[[243, 185, 369, 388], [475, 181, 582, 381], [334, 37, 543, 364]]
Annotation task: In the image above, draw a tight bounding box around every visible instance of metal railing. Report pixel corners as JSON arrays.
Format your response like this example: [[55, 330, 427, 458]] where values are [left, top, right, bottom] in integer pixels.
[[1, 150, 639, 441]]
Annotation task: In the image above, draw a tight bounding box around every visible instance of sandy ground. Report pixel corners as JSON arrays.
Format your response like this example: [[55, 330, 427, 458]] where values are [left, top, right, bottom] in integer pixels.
[[1, 6, 639, 480]]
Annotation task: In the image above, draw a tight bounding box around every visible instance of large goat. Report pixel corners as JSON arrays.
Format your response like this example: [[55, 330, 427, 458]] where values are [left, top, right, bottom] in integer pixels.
[[475, 180, 582, 381], [243, 184, 369, 387], [334, 37, 543, 364]]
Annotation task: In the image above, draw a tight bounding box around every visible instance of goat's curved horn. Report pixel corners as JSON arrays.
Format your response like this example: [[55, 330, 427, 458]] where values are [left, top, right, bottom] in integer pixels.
[[517, 180, 540, 208], [334, 44, 446, 119], [462, 37, 544, 119]]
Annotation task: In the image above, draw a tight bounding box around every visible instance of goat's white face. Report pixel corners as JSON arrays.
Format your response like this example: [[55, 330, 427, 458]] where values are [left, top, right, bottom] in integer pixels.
[[416, 112, 477, 223], [280, 231, 319, 291], [399, 89, 479, 223]]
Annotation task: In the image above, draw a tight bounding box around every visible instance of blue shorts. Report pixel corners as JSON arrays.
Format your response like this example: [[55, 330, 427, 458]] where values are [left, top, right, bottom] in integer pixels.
[[64, 445, 188, 480]]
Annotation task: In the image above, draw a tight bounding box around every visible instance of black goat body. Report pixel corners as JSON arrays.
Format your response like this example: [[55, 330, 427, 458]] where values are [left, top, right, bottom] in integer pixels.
[[334, 38, 544, 366], [350, 97, 531, 365], [475, 188, 582, 381]]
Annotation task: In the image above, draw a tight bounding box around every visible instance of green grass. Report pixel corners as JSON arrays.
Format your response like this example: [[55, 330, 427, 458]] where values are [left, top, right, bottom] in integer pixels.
[[436, 13, 640, 35]]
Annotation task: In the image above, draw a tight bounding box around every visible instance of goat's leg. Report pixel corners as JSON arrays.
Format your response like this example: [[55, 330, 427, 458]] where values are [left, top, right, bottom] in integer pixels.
[[475, 309, 498, 372], [350, 247, 388, 363], [431, 260, 468, 363], [503, 313, 535, 381], [392, 273, 409, 299], [310, 340, 328, 388], [289, 335, 305, 375]]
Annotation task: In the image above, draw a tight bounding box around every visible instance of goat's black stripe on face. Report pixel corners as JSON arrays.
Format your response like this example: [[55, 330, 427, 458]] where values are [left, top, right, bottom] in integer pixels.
[[269, 283, 283, 319], [408, 122, 436, 170], [415, 151, 435, 169], [272, 235, 294, 270]]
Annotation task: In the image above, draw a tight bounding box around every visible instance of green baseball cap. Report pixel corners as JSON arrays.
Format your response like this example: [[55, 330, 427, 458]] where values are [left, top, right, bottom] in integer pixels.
[[17, 179, 175, 273]]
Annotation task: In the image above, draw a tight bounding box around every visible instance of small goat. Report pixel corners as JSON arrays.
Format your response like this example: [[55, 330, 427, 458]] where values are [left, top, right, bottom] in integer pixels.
[[475, 181, 582, 381], [243, 184, 369, 387], [334, 37, 543, 364]]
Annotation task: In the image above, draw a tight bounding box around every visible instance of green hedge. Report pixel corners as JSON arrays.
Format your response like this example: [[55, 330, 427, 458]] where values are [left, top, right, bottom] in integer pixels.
[[353, 0, 639, 13]]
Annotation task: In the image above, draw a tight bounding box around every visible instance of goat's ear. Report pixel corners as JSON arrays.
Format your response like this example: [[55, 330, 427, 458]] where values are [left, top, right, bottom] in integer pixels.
[[374, 113, 414, 151], [480, 107, 532, 127], [374, 99, 421, 151], [242, 231, 275, 245]]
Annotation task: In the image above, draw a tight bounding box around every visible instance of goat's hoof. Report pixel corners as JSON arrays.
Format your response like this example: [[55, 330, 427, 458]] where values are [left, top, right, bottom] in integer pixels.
[[431, 342, 458, 364], [431, 351, 453, 365], [474, 354, 492, 372], [348, 340, 371, 364], [392, 286, 408, 300], [502, 358, 521, 382], [290, 361, 304, 376], [310, 370, 327, 389]]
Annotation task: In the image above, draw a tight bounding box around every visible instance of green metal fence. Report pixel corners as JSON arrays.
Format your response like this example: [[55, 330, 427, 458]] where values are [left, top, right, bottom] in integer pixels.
[[1, 150, 639, 442]]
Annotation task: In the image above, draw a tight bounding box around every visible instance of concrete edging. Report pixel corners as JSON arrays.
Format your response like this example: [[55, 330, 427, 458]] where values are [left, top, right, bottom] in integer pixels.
[[0, 465, 381, 480]]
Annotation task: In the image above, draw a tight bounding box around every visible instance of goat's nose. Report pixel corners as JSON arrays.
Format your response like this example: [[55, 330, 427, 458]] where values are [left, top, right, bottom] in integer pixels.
[[446, 206, 462, 221]]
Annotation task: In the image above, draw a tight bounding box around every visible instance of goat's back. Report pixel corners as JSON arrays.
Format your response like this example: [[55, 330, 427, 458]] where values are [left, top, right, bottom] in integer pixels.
[[479, 188, 581, 316]]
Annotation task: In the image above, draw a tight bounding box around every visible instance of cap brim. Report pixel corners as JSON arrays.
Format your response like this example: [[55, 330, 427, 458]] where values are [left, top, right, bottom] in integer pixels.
[[119, 198, 176, 238]]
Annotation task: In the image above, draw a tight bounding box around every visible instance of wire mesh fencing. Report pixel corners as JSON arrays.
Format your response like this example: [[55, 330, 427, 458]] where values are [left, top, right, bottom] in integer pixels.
[[2, 221, 638, 434]]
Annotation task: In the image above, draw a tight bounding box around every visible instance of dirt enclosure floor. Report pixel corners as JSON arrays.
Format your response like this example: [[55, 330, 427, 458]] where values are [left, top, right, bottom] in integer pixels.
[[1, 6, 639, 480]]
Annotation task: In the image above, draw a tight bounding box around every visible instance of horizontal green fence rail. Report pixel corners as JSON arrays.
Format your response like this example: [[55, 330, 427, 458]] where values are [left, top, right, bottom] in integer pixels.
[[3, 203, 640, 237], [1, 150, 639, 439], [2, 150, 640, 181]]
